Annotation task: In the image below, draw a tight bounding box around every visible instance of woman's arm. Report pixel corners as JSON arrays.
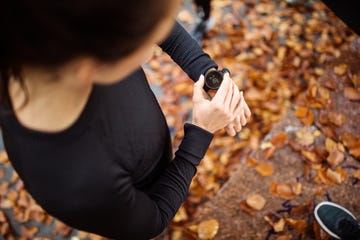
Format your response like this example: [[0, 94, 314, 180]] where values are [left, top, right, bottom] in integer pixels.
[[159, 21, 218, 81]]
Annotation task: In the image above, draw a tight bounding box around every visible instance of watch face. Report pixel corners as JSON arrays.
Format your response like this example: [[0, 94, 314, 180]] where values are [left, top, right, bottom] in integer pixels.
[[205, 71, 223, 89]]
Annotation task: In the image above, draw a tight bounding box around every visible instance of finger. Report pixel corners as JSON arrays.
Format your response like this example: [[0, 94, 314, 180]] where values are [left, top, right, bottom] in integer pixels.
[[230, 82, 240, 113], [238, 95, 247, 126], [240, 109, 247, 126], [234, 115, 242, 132], [244, 100, 251, 119], [225, 124, 236, 136], [212, 73, 231, 105], [193, 75, 206, 102], [233, 91, 244, 116]]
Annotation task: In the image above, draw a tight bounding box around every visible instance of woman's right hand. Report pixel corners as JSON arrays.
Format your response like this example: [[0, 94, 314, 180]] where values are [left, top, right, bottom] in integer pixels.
[[192, 73, 245, 134]]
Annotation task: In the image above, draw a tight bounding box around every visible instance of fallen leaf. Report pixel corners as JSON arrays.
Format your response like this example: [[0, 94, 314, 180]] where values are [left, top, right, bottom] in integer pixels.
[[296, 129, 315, 147], [246, 194, 266, 210], [326, 149, 345, 169], [354, 169, 360, 180], [270, 183, 296, 200], [333, 63, 347, 75], [270, 132, 288, 148], [246, 157, 259, 167], [326, 168, 343, 184], [294, 107, 309, 118], [273, 218, 286, 232], [262, 146, 276, 160], [301, 110, 314, 126], [339, 132, 360, 148], [344, 87, 360, 101], [291, 182, 302, 195], [240, 200, 255, 216], [255, 162, 274, 177], [328, 111, 345, 126], [197, 219, 219, 240], [301, 150, 321, 163], [286, 218, 308, 234]]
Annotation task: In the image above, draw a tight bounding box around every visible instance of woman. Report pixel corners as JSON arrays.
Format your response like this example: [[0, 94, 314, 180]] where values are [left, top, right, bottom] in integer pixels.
[[0, 0, 250, 239]]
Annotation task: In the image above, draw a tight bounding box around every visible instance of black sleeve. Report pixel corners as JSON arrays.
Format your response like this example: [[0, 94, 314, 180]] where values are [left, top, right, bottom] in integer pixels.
[[159, 21, 218, 81], [114, 123, 213, 240]]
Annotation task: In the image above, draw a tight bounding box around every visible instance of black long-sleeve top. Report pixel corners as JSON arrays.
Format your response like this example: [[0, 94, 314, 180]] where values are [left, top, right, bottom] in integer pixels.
[[0, 22, 218, 239]]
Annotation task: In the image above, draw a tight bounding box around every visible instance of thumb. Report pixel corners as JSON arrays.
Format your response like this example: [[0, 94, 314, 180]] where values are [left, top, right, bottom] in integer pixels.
[[193, 75, 206, 102]]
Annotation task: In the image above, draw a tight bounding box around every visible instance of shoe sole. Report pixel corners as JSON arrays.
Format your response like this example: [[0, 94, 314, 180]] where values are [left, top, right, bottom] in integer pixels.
[[314, 201, 357, 240]]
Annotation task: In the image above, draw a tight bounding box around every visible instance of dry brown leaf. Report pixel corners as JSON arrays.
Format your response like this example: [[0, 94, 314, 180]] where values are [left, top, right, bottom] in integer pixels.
[[350, 146, 360, 158], [270, 132, 288, 148], [273, 218, 286, 232], [264, 212, 281, 227], [262, 146, 276, 160], [255, 162, 274, 177], [354, 169, 360, 180], [20, 226, 38, 238], [325, 138, 345, 153], [0, 151, 8, 164], [294, 107, 309, 118], [328, 111, 346, 126], [270, 183, 296, 200], [291, 182, 302, 195], [344, 87, 360, 101], [240, 200, 255, 216], [352, 74, 360, 88], [286, 218, 308, 234], [333, 63, 348, 75], [246, 157, 259, 167], [326, 149, 345, 169], [326, 168, 343, 184], [301, 150, 321, 163], [197, 219, 219, 240], [173, 206, 188, 223], [246, 194, 266, 210], [296, 129, 315, 147], [301, 111, 314, 126], [339, 132, 360, 148]]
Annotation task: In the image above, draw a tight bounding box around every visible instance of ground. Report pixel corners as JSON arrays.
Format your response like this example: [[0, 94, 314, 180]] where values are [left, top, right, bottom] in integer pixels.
[[0, 0, 359, 239]]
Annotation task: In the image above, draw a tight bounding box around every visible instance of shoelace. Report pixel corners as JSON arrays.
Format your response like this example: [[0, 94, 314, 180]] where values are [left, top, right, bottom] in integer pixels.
[[337, 218, 360, 239]]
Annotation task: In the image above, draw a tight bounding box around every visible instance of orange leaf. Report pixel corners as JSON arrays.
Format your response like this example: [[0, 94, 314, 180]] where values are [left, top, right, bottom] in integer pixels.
[[296, 129, 315, 147], [197, 219, 219, 240], [262, 146, 276, 160], [333, 63, 347, 75], [246, 157, 259, 167], [354, 169, 360, 180], [350, 146, 360, 158], [326, 149, 345, 169], [328, 111, 345, 127], [294, 107, 309, 118], [344, 87, 360, 101], [240, 200, 255, 216], [301, 150, 321, 163], [270, 183, 296, 200], [246, 194, 266, 210], [270, 132, 289, 148], [339, 132, 360, 148], [326, 168, 343, 184], [301, 110, 314, 126], [286, 218, 308, 235], [255, 162, 274, 176]]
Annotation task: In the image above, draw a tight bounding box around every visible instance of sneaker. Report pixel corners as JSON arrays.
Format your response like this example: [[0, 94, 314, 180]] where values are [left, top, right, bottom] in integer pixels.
[[189, 17, 214, 45], [314, 201, 360, 240], [337, 218, 360, 240]]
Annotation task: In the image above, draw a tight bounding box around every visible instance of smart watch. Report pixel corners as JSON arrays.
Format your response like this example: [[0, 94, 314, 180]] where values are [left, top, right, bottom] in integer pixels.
[[204, 68, 230, 91]]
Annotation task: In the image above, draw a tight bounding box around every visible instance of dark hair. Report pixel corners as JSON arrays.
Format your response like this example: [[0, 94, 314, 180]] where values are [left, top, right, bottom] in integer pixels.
[[0, 0, 175, 105]]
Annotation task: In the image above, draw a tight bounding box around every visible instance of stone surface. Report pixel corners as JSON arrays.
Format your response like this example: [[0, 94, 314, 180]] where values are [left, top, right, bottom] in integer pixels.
[[190, 39, 360, 239]]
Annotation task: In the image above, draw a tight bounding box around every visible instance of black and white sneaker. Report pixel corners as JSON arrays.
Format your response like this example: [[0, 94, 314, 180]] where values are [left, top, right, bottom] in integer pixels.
[[314, 201, 360, 240]]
